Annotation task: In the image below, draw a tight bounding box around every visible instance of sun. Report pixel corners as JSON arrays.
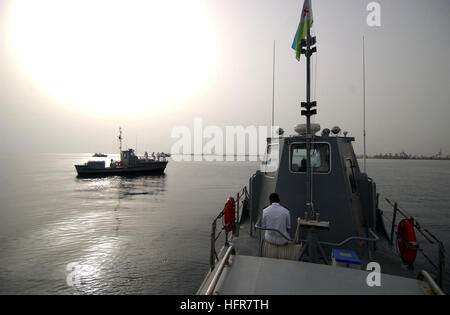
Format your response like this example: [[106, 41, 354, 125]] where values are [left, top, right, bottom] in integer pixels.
[[7, 0, 217, 118]]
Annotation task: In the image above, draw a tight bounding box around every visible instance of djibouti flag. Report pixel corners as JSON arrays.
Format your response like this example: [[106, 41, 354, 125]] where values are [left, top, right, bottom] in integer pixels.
[[292, 0, 314, 61]]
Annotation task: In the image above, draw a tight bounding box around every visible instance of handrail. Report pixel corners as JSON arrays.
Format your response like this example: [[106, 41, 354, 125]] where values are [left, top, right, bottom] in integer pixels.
[[205, 246, 234, 295], [319, 229, 379, 247], [384, 197, 446, 291], [255, 217, 379, 247], [420, 270, 445, 295], [386, 198, 435, 244], [254, 217, 293, 242], [210, 209, 225, 270], [209, 186, 249, 270], [254, 217, 295, 258]]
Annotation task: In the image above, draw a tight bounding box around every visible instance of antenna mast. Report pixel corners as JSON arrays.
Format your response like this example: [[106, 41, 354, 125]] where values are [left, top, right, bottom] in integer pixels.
[[272, 40, 276, 134], [363, 36, 367, 173]]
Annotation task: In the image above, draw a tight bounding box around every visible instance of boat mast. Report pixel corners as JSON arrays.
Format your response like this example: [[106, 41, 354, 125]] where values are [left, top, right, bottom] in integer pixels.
[[301, 28, 317, 217], [118, 127, 123, 153]]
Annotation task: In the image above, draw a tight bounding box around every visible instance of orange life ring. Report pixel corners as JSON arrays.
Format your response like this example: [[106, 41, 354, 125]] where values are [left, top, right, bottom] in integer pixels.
[[397, 219, 418, 265], [223, 197, 236, 232]]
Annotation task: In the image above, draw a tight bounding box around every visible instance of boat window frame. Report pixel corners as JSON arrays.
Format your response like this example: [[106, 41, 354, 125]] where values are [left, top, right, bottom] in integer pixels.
[[263, 142, 280, 178], [345, 158, 358, 193], [289, 142, 332, 175]]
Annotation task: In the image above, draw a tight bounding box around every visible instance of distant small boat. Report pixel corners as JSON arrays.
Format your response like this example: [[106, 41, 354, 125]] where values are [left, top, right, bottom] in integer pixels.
[[92, 153, 108, 157]]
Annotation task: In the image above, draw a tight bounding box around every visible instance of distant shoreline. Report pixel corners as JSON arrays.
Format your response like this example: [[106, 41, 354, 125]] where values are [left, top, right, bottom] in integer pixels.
[[356, 156, 450, 161]]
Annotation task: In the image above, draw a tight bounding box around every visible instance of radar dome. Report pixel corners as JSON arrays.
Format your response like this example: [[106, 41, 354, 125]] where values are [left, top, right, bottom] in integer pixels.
[[294, 123, 321, 136]]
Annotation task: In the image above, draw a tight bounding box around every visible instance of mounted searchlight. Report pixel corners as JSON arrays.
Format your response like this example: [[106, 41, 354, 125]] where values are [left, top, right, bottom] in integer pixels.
[[331, 126, 341, 136], [321, 128, 330, 137]]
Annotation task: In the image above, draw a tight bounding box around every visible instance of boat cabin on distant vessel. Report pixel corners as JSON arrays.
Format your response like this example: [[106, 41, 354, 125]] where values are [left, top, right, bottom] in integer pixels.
[[121, 149, 138, 167]]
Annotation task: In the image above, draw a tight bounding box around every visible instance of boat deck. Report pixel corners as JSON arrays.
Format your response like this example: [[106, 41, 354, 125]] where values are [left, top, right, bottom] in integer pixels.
[[203, 255, 428, 295], [198, 211, 438, 295]]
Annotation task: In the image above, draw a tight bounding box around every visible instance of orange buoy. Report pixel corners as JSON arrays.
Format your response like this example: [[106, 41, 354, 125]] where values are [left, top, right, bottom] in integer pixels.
[[397, 219, 418, 265], [223, 197, 236, 232]]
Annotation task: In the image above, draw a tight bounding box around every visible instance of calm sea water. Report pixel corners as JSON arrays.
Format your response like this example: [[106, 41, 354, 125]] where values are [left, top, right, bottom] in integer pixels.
[[0, 154, 449, 294]]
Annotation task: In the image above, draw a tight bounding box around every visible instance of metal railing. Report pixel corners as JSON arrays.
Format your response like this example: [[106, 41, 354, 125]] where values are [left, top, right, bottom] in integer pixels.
[[384, 197, 446, 291], [205, 246, 235, 295], [254, 217, 293, 257], [254, 217, 293, 241], [420, 270, 445, 295], [255, 215, 380, 262], [318, 229, 380, 247], [209, 186, 248, 271]]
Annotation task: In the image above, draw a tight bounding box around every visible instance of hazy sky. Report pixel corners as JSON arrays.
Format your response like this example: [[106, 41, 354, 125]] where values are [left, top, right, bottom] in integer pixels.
[[0, 0, 449, 156]]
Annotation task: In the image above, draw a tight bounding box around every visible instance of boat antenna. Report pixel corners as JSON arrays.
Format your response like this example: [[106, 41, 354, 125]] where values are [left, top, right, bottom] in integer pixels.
[[272, 40, 276, 135], [362, 36, 367, 173]]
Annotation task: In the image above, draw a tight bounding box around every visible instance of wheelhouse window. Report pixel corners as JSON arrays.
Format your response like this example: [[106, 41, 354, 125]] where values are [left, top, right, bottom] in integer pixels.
[[290, 143, 330, 173]]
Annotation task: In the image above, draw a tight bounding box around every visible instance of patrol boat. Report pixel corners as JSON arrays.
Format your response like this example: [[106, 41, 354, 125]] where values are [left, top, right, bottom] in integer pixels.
[[75, 128, 168, 177], [197, 2, 445, 295]]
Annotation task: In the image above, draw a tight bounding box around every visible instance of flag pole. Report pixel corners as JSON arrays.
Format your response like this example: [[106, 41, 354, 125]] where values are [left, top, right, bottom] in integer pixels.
[[295, 0, 317, 217], [295, 0, 331, 265]]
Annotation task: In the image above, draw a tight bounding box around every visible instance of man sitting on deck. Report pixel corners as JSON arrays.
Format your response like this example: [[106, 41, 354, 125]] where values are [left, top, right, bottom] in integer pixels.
[[263, 193, 291, 246], [261, 193, 302, 261]]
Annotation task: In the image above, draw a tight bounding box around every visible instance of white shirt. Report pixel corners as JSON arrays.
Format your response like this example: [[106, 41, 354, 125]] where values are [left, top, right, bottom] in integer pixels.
[[262, 203, 291, 245]]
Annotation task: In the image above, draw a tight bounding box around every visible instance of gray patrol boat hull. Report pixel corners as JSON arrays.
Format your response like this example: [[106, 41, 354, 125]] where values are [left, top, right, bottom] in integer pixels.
[[75, 161, 167, 177]]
